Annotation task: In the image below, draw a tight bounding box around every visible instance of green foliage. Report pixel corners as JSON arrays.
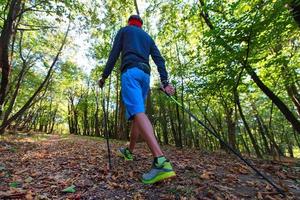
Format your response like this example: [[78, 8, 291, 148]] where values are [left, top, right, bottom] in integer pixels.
[[1, 0, 300, 157]]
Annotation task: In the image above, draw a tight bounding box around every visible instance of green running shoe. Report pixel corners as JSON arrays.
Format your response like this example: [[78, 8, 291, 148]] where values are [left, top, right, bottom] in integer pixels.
[[142, 158, 176, 184], [118, 147, 133, 161]]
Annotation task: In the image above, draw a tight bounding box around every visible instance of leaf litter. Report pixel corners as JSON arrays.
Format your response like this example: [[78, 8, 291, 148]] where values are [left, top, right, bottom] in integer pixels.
[[0, 133, 299, 199]]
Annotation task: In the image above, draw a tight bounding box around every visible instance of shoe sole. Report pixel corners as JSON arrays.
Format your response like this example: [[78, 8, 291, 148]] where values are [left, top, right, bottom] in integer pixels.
[[117, 149, 133, 161], [142, 171, 176, 184]]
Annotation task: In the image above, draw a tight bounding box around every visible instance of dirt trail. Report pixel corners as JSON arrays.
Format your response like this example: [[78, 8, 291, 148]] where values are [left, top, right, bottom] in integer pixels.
[[0, 133, 299, 199]]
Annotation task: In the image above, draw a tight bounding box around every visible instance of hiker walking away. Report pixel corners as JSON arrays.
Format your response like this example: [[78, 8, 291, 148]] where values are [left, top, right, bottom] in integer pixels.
[[98, 15, 176, 184]]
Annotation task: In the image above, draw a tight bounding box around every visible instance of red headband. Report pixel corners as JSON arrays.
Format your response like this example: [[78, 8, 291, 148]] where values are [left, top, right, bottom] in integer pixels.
[[128, 19, 142, 28]]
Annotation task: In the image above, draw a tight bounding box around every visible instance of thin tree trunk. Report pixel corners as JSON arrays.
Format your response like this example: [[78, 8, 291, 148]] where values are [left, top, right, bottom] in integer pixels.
[[118, 93, 126, 139], [114, 72, 119, 138], [195, 100, 223, 149], [255, 114, 271, 155], [160, 99, 169, 145], [168, 103, 179, 147], [238, 126, 251, 156], [174, 91, 182, 148], [235, 91, 262, 158], [83, 94, 89, 135], [106, 75, 112, 137], [293, 130, 300, 149], [95, 89, 100, 137], [48, 107, 57, 134], [188, 102, 194, 147], [285, 131, 294, 158], [134, 0, 140, 15], [253, 103, 284, 157]]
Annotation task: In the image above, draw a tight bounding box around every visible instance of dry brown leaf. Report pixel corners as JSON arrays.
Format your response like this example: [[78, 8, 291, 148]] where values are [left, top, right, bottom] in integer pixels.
[[265, 184, 272, 191], [257, 192, 263, 200], [200, 170, 213, 180], [133, 192, 144, 200], [264, 195, 277, 200], [129, 171, 134, 178], [25, 190, 33, 200]]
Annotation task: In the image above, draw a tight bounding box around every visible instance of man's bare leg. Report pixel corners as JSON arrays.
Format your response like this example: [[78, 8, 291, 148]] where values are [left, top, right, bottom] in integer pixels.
[[128, 120, 139, 152], [133, 112, 163, 157]]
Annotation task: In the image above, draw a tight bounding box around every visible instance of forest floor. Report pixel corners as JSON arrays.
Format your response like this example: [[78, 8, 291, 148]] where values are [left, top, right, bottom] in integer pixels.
[[0, 133, 300, 200]]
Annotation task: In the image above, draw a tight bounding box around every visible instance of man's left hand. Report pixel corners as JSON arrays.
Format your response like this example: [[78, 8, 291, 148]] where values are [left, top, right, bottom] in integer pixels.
[[162, 84, 175, 96]]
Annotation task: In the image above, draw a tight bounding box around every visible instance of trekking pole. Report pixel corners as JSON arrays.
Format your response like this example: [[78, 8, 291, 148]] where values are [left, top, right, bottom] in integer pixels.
[[101, 87, 112, 170], [161, 90, 285, 196]]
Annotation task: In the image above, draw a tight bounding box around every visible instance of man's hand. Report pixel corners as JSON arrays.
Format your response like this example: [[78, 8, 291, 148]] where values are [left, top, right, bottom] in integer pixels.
[[98, 78, 106, 88], [162, 84, 175, 96]]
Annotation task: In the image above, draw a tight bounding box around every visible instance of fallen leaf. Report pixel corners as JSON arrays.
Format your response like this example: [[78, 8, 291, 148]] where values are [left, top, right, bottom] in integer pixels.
[[257, 192, 263, 200], [265, 184, 272, 191], [25, 177, 33, 183], [275, 171, 286, 179], [9, 182, 21, 188], [264, 195, 277, 200], [200, 170, 213, 180], [133, 192, 144, 200], [25, 190, 33, 200], [62, 185, 76, 193]]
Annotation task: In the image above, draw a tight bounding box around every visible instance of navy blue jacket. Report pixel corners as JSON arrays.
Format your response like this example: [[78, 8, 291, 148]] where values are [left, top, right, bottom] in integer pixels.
[[102, 25, 168, 84]]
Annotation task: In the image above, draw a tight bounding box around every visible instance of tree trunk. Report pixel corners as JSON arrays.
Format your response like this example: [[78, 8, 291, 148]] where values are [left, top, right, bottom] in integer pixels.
[[286, 84, 300, 117], [285, 131, 294, 158], [290, 0, 300, 26], [68, 102, 74, 134], [114, 72, 119, 138], [180, 75, 186, 146], [293, 130, 300, 149], [235, 91, 262, 158], [225, 107, 237, 151], [118, 93, 128, 140], [238, 126, 251, 156], [195, 101, 223, 149], [95, 89, 100, 137], [246, 65, 300, 134], [255, 114, 271, 155], [174, 91, 182, 148], [106, 76, 112, 137], [160, 100, 169, 145], [83, 96, 89, 135], [48, 108, 57, 134], [0, 0, 22, 115], [168, 103, 180, 147], [146, 89, 153, 123]]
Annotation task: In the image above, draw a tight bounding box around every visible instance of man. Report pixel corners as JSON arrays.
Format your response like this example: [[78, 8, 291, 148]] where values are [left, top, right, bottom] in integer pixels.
[[98, 15, 175, 184]]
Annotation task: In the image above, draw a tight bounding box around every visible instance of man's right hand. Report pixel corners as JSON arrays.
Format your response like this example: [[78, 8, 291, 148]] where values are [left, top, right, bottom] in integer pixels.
[[98, 78, 106, 88]]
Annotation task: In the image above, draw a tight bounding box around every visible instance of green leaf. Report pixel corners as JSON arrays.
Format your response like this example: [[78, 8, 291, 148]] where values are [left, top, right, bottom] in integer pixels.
[[62, 185, 76, 193], [9, 182, 21, 188], [9, 147, 17, 153]]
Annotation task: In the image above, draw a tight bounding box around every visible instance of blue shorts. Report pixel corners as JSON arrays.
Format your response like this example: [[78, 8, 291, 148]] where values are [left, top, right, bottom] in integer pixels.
[[121, 67, 150, 120]]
